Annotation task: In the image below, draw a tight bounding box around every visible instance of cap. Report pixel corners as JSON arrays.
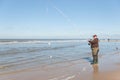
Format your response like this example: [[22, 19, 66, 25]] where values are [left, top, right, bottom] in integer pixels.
[[93, 34, 97, 37]]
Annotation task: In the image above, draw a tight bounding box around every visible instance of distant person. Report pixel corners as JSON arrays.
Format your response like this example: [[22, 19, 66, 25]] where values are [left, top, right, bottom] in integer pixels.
[[88, 35, 99, 64], [107, 38, 110, 42], [116, 47, 118, 50]]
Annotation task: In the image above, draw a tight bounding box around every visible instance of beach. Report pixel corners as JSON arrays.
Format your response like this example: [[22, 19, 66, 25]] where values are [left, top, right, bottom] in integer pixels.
[[0, 39, 120, 80], [0, 53, 120, 80], [1, 0, 120, 79]]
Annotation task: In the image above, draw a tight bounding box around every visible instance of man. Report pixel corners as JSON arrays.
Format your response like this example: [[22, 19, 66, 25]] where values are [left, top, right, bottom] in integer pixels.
[[88, 35, 99, 64]]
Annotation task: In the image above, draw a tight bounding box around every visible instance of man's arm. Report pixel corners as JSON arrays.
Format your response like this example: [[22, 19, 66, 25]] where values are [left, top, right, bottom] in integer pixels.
[[89, 38, 98, 44]]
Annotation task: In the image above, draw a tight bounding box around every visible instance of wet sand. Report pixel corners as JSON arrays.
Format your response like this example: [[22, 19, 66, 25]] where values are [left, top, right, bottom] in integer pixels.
[[0, 53, 120, 80]]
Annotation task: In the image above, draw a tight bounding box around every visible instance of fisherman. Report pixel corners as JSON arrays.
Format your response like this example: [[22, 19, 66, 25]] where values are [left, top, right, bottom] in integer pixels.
[[88, 35, 99, 64]]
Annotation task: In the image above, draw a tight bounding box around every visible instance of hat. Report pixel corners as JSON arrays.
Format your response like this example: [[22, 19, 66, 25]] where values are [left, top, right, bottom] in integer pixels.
[[93, 34, 97, 37]]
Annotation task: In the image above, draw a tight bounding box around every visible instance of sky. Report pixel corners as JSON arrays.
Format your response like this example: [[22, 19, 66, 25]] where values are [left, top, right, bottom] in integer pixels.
[[0, 0, 120, 39]]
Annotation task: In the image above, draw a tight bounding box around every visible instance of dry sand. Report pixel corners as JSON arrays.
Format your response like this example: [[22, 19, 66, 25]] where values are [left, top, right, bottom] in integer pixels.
[[0, 53, 120, 80]]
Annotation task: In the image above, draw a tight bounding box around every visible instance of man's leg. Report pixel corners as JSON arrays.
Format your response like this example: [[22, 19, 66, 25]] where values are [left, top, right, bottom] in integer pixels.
[[95, 48, 99, 63], [92, 48, 99, 64], [92, 48, 95, 64], [94, 55, 98, 64]]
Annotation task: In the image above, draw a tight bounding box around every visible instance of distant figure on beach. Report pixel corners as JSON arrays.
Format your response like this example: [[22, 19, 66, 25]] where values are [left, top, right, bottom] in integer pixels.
[[116, 47, 118, 50], [107, 38, 110, 42], [88, 35, 99, 64]]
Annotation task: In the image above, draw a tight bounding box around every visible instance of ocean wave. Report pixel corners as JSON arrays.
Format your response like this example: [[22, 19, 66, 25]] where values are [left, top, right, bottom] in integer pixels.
[[0, 39, 85, 44], [0, 44, 80, 56]]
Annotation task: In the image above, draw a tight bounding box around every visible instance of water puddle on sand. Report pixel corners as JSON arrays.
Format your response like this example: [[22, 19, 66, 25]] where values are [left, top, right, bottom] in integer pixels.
[[49, 75, 75, 80]]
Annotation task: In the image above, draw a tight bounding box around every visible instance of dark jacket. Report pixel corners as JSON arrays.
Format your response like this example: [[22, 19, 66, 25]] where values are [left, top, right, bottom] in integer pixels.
[[89, 38, 99, 48]]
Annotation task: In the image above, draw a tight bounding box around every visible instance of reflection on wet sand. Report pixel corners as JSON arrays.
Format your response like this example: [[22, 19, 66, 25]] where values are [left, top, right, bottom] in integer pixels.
[[92, 64, 99, 80], [92, 64, 99, 73]]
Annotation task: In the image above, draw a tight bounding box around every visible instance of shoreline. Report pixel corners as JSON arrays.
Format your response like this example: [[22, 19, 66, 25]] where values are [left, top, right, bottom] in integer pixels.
[[0, 52, 120, 80]]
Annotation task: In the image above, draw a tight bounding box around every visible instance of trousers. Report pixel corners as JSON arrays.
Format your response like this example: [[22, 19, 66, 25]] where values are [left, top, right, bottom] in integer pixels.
[[92, 47, 99, 63]]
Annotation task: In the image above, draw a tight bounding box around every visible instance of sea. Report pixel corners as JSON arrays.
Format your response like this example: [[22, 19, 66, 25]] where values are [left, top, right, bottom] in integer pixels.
[[0, 39, 120, 74]]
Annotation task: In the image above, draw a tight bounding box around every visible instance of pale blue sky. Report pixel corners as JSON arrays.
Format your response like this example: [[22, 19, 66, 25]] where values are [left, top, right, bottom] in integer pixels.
[[0, 0, 120, 39]]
